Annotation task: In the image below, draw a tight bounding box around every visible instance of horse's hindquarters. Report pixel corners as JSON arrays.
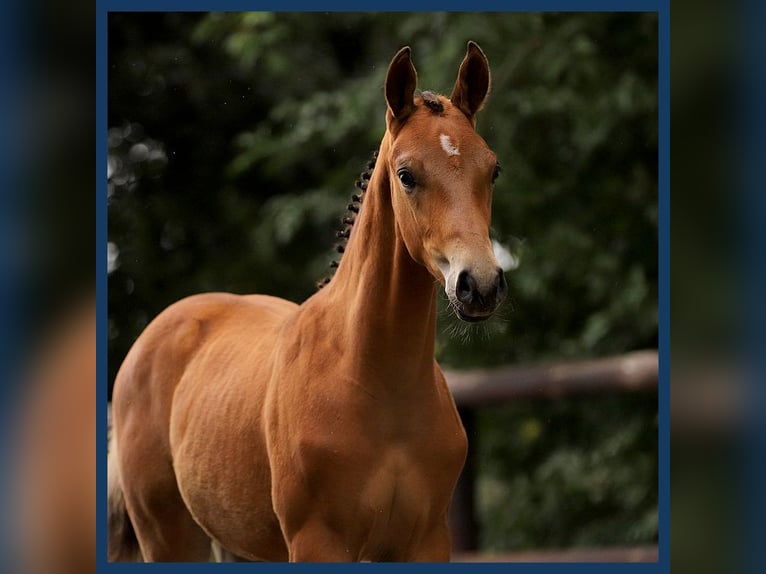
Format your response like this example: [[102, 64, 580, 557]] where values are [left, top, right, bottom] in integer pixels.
[[112, 293, 296, 561]]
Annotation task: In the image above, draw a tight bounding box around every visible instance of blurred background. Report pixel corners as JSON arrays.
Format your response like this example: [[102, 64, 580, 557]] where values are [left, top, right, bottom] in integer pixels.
[[1, 1, 94, 573], [107, 12, 658, 560]]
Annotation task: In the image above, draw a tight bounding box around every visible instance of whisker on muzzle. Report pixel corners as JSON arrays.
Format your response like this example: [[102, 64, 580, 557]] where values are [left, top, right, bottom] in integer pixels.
[[437, 290, 505, 343]]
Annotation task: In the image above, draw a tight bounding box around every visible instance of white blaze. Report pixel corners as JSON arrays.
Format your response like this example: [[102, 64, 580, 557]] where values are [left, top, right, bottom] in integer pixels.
[[439, 134, 460, 157]]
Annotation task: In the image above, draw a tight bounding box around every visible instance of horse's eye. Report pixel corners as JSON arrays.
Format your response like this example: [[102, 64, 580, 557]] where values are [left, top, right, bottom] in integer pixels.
[[397, 169, 416, 191], [492, 163, 502, 183]]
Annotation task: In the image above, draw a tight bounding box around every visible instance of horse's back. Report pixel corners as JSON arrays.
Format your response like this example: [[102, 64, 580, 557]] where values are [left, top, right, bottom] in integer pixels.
[[113, 292, 296, 425]]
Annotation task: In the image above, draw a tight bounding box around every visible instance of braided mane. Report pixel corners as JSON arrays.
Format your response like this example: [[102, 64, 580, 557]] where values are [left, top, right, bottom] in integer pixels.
[[316, 150, 378, 289]]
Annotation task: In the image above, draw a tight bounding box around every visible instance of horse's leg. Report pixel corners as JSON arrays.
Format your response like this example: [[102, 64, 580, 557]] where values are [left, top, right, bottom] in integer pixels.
[[405, 523, 452, 562], [119, 439, 211, 561], [124, 479, 211, 561], [286, 520, 357, 562], [211, 541, 253, 562]]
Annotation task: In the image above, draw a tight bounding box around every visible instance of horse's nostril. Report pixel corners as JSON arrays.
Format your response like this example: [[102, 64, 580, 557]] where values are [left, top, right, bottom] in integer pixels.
[[456, 269, 506, 310], [456, 271, 476, 304]]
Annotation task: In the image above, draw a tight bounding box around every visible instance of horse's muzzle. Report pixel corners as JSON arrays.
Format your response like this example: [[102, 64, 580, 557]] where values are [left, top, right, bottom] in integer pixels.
[[454, 267, 507, 321]]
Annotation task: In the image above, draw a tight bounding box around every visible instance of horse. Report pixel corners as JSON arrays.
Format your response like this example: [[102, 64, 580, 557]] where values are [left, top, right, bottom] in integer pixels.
[[108, 41, 507, 563]]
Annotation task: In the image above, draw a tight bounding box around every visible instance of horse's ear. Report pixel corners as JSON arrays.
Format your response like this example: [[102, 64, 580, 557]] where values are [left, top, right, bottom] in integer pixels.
[[385, 46, 418, 122], [450, 41, 491, 124]]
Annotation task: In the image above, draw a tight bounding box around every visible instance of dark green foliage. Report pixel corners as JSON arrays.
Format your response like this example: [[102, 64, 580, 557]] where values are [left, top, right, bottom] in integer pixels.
[[108, 12, 658, 551], [477, 393, 658, 549]]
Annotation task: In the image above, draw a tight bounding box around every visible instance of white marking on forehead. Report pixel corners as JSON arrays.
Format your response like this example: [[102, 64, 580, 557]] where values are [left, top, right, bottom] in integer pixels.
[[439, 134, 460, 157]]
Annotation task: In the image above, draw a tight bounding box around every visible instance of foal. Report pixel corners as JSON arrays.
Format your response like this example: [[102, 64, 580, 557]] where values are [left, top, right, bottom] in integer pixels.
[[109, 41, 506, 562]]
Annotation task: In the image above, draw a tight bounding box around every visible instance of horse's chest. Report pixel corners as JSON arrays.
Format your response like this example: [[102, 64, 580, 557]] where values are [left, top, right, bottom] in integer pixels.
[[271, 377, 466, 558], [295, 411, 466, 555], [315, 401, 465, 496], [376, 427, 466, 549], [361, 444, 447, 518]]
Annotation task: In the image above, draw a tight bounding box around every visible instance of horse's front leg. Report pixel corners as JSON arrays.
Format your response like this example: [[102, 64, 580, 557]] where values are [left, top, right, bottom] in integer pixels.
[[286, 518, 358, 562], [405, 522, 453, 562]]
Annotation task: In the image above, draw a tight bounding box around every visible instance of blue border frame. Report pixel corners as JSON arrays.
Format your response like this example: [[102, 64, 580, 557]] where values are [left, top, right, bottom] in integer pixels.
[[743, 0, 766, 572], [656, 2, 669, 571], [102, 1, 660, 11], [97, 2, 669, 573], [97, 4, 109, 568]]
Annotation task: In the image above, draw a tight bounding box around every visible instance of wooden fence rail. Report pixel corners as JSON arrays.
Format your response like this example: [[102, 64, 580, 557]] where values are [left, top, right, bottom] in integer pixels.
[[445, 349, 658, 406], [445, 349, 659, 559]]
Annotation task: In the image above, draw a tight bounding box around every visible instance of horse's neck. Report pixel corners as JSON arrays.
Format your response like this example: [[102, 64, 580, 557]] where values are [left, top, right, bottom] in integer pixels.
[[320, 137, 438, 386]]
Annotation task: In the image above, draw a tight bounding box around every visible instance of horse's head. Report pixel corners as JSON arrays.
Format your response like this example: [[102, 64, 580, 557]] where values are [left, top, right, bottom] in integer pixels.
[[383, 42, 507, 322]]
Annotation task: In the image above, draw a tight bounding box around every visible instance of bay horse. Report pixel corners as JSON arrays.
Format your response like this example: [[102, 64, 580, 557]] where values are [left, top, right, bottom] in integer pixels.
[[108, 41, 506, 562]]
